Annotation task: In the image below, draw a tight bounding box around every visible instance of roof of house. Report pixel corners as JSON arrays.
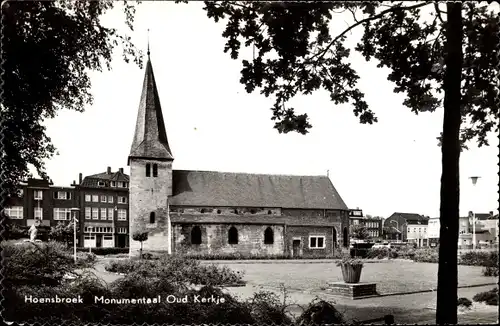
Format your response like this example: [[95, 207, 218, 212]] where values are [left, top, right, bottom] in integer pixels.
[[169, 170, 348, 209], [170, 214, 339, 226], [80, 170, 130, 188], [389, 212, 429, 224], [128, 55, 173, 163], [383, 226, 401, 234]]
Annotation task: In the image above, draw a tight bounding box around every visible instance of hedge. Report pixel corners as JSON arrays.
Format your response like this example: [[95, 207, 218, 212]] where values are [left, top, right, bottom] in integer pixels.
[[76, 247, 129, 255], [472, 288, 499, 306]]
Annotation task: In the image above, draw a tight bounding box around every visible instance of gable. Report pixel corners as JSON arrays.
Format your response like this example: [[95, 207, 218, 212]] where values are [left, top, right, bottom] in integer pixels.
[[169, 170, 348, 210]]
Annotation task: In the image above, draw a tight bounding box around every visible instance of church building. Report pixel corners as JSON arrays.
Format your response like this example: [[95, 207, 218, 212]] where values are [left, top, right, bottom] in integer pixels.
[[128, 52, 350, 258]]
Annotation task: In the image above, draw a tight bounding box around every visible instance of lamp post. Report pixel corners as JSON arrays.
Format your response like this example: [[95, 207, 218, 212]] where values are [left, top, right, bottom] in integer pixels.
[[70, 208, 80, 264], [470, 176, 480, 250]]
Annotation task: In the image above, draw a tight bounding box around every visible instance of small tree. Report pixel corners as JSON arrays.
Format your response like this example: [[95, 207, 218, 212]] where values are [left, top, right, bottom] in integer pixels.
[[49, 221, 76, 246], [132, 231, 149, 259], [350, 224, 370, 240]]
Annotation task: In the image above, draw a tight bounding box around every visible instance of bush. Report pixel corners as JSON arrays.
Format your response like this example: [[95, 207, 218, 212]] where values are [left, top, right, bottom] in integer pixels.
[[457, 297, 472, 308], [473, 288, 499, 306], [482, 266, 499, 277], [2, 241, 89, 287], [296, 299, 346, 324], [412, 248, 439, 263], [366, 247, 399, 259], [460, 251, 499, 267], [76, 247, 129, 255]]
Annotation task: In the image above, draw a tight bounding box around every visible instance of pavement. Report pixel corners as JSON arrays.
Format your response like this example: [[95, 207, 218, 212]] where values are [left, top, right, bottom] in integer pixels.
[[225, 284, 499, 324]]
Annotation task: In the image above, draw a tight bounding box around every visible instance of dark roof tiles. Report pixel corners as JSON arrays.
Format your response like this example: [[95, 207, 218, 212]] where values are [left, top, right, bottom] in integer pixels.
[[169, 170, 348, 210]]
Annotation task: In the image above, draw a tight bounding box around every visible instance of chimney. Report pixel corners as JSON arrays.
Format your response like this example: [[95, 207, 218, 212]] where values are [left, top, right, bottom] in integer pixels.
[[489, 211, 493, 216], [72, 180, 76, 185], [468, 211, 473, 217], [79, 173, 82, 184], [119, 168, 124, 174], [107, 166, 111, 174]]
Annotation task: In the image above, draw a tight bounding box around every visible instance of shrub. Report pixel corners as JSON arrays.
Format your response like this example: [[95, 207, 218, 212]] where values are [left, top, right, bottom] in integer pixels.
[[2, 241, 88, 287], [457, 297, 472, 308], [412, 247, 439, 263], [77, 247, 129, 255], [460, 251, 499, 267], [296, 299, 346, 324], [482, 266, 499, 277], [473, 288, 499, 306], [366, 247, 399, 259]]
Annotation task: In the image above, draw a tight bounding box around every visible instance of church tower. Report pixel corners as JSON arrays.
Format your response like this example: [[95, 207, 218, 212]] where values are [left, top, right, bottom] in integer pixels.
[[128, 49, 174, 257]]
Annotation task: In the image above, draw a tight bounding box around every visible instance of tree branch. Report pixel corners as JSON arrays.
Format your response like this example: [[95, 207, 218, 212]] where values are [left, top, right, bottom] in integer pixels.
[[434, 2, 445, 24], [306, 2, 433, 64]]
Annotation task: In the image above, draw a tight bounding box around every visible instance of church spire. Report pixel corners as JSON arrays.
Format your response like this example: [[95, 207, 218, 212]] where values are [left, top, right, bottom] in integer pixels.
[[147, 28, 150, 57], [128, 49, 174, 165]]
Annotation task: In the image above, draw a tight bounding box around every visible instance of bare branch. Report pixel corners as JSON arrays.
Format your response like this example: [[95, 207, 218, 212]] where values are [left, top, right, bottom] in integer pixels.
[[347, 7, 359, 23], [305, 1, 433, 64], [434, 2, 445, 24]]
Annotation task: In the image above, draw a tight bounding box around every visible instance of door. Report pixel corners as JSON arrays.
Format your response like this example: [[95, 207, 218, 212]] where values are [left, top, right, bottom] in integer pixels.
[[96, 234, 102, 248], [292, 239, 301, 257], [118, 234, 126, 248]]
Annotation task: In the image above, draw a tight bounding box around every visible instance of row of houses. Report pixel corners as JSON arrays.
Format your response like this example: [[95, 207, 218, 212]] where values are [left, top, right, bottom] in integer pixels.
[[383, 211, 499, 248]]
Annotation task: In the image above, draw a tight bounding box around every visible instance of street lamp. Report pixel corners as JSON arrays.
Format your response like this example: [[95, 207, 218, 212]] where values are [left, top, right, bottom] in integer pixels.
[[470, 176, 481, 250], [70, 208, 80, 264]]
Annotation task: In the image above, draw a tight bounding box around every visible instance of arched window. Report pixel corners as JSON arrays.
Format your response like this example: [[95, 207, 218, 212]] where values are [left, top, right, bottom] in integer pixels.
[[200, 208, 206, 213], [264, 227, 274, 244], [217, 209, 221, 214], [191, 226, 202, 245], [228, 226, 238, 244], [250, 209, 256, 214], [268, 210, 272, 215], [152, 164, 158, 177], [146, 164, 151, 177], [150, 212, 155, 224]]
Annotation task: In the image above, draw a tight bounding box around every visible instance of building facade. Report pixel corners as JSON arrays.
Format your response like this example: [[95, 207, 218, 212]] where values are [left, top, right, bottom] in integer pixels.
[[126, 53, 351, 258], [384, 212, 429, 247], [348, 209, 383, 240], [427, 217, 440, 247]]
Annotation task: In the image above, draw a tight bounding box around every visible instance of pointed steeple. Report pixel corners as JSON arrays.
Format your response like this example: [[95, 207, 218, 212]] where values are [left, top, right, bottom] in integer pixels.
[[128, 53, 174, 164]]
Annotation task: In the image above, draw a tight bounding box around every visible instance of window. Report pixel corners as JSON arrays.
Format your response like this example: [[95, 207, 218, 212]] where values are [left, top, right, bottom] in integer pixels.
[[153, 164, 158, 177], [118, 227, 127, 234], [228, 226, 238, 244], [103, 235, 113, 240], [146, 164, 151, 177], [108, 196, 114, 203], [34, 190, 43, 200], [101, 195, 107, 203], [217, 209, 221, 214], [117, 209, 127, 221], [34, 207, 43, 220], [250, 209, 256, 214], [85, 194, 91, 202], [85, 207, 91, 219], [309, 236, 325, 249], [268, 210, 272, 215], [150, 212, 155, 223], [111, 181, 116, 187], [55, 191, 71, 200], [118, 196, 127, 204], [92, 195, 99, 202], [5, 206, 23, 219], [118, 182, 128, 188], [97, 180, 105, 187], [100, 208, 107, 220], [53, 208, 71, 220], [200, 208, 206, 213], [92, 208, 98, 219], [108, 208, 114, 220], [191, 226, 202, 244], [264, 227, 274, 244]]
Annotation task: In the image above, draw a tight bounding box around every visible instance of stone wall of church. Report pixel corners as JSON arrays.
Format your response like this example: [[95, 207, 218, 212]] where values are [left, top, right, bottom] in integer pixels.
[[285, 224, 341, 257], [129, 159, 173, 256], [173, 224, 285, 256]]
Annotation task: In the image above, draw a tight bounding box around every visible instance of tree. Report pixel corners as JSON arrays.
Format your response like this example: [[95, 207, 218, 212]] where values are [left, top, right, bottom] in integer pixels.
[[200, 2, 499, 324], [350, 224, 370, 240], [49, 221, 77, 246], [0, 0, 143, 200], [132, 231, 149, 259]]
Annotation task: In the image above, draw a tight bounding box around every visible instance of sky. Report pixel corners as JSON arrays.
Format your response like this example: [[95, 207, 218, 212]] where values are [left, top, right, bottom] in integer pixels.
[[41, 1, 499, 218]]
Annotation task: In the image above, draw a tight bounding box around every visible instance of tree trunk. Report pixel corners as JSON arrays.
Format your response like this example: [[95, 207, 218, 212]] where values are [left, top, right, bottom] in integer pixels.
[[436, 3, 463, 324]]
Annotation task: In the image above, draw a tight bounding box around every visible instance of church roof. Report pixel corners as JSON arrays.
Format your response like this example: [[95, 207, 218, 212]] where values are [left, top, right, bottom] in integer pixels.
[[128, 55, 173, 164], [169, 170, 348, 210]]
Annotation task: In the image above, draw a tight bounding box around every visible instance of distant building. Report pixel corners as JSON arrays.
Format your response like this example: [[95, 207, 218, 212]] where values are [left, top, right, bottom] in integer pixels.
[[4, 178, 78, 241], [384, 212, 429, 247], [427, 217, 440, 247], [349, 209, 383, 240], [77, 167, 130, 248]]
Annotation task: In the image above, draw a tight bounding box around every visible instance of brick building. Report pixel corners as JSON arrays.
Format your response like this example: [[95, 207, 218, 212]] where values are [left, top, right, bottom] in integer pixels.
[[77, 167, 130, 248], [384, 212, 429, 247], [127, 52, 351, 258], [4, 178, 78, 240], [348, 209, 383, 240]]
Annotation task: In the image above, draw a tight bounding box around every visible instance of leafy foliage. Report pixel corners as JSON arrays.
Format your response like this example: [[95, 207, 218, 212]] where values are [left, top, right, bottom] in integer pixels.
[[457, 297, 472, 308], [350, 224, 370, 239], [459, 250, 499, 267], [201, 1, 498, 142], [49, 221, 77, 246], [1, 0, 143, 197], [472, 288, 499, 306]]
